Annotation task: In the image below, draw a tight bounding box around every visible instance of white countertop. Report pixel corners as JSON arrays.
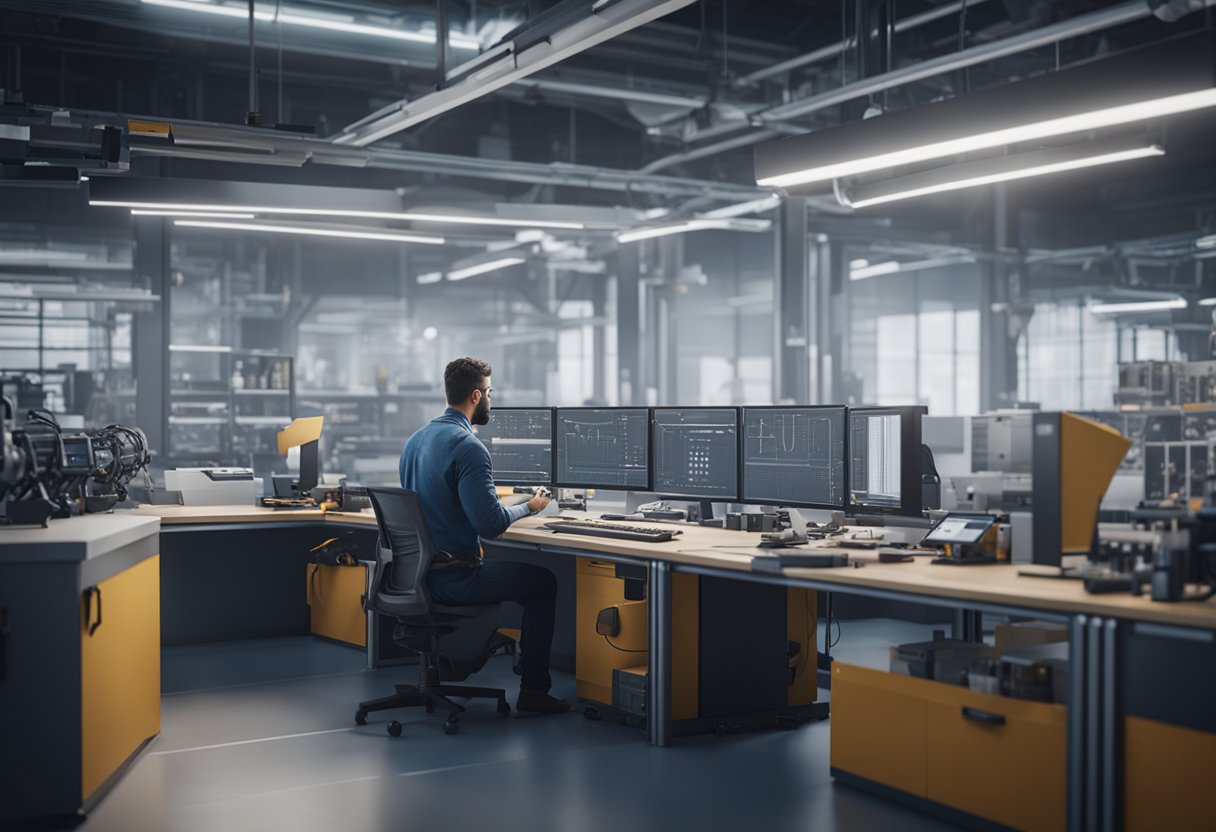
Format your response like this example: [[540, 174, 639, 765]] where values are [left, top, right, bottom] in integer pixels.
[[0, 514, 160, 563]]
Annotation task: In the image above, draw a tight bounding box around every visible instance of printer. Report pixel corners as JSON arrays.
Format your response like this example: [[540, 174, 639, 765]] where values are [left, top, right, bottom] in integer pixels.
[[164, 468, 258, 506]]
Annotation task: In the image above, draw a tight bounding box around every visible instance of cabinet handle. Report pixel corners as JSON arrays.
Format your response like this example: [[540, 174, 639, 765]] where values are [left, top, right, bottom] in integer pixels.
[[961, 706, 1005, 726], [84, 587, 104, 636]]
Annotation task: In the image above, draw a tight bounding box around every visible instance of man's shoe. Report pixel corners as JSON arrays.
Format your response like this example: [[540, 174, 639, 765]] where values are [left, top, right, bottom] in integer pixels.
[[515, 690, 572, 715]]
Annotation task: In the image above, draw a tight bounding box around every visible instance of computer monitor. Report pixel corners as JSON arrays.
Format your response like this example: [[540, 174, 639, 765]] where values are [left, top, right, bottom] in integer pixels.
[[848, 406, 925, 517], [651, 407, 739, 501], [740, 406, 847, 510], [477, 407, 555, 486], [554, 407, 650, 490], [276, 415, 324, 495]]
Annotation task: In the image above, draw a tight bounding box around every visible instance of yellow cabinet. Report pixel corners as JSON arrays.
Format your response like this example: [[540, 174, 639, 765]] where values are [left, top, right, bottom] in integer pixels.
[[306, 563, 369, 648], [831, 662, 1066, 832], [80, 554, 161, 801], [925, 687, 1066, 832], [830, 663, 928, 798], [1124, 715, 1216, 832]]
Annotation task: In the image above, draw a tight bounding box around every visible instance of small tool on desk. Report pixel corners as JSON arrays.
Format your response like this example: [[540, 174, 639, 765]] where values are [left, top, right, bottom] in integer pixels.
[[751, 552, 849, 572]]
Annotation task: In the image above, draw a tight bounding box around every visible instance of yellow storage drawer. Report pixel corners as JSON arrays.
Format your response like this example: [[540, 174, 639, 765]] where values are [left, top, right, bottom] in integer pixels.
[[306, 563, 369, 648], [1124, 716, 1216, 832], [925, 685, 1066, 832], [80, 554, 161, 802], [575, 558, 642, 705], [830, 663, 928, 798]]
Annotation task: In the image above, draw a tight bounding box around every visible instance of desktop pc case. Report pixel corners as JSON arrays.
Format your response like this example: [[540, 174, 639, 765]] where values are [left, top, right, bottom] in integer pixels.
[[575, 558, 819, 733]]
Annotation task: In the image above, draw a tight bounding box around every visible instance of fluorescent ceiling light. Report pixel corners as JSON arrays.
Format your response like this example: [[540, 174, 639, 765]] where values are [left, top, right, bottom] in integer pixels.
[[850, 256, 975, 280], [140, 0, 478, 48], [1090, 298, 1187, 315], [169, 344, 233, 353], [699, 194, 782, 220], [132, 209, 256, 218], [617, 220, 723, 243], [417, 271, 443, 284], [758, 89, 1216, 188], [847, 145, 1164, 209], [1198, 235, 1216, 250], [1198, 297, 1216, 307], [850, 261, 902, 280], [174, 220, 445, 244], [92, 199, 582, 229], [447, 257, 526, 281]]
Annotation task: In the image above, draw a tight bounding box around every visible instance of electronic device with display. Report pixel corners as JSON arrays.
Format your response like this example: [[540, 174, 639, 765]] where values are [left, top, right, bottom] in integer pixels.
[[59, 435, 95, 475], [477, 407, 555, 486], [924, 512, 1000, 565], [848, 406, 926, 518], [741, 406, 847, 510], [555, 408, 650, 491], [651, 407, 739, 519]]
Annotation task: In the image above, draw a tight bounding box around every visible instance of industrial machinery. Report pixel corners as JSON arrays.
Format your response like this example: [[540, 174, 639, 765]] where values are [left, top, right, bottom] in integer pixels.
[[0, 399, 151, 526]]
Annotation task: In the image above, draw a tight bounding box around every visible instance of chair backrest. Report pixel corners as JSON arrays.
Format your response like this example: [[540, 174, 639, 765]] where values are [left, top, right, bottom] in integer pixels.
[[364, 486, 438, 618]]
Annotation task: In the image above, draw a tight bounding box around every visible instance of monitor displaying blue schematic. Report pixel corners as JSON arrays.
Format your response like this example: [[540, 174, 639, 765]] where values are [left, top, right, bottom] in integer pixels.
[[555, 408, 650, 489], [741, 406, 846, 509], [477, 407, 554, 486], [849, 406, 925, 516], [652, 408, 739, 500]]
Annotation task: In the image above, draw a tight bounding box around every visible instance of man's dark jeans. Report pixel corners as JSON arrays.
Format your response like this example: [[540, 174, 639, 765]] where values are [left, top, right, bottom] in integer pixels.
[[425, 560, 557, 693]]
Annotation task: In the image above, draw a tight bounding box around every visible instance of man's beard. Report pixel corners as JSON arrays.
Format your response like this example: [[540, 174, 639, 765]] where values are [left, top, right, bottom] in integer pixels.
[[472, 396, 491, 425]]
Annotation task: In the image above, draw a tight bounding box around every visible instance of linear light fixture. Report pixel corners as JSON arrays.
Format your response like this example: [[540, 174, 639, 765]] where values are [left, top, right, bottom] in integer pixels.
[[92, 200, 583, 230], [754, 33, 1216, 190], [140, 0, 480, 48], [417, 271, 444, 284], [849, 256, 974, 280], [169, 344, 233, 353], [1090, 298, 1187, 315], [447, 257, 526, 281], [616, 220, 722, 243], [1198, 235, 1216, 250], [132, 209, 256, 218], [845, 144, 1164, 209], [173, 220, 445, 244], [698, 194, 782, 220], [1198, 297, 1216, 307]]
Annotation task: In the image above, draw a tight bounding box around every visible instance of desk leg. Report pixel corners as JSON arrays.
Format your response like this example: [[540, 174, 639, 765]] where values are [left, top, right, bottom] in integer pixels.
[[1067, 614, 1087, 832], [1101, 618, 1119, 832], [647, 561, 672, 747], [1087, 617, 1103, 831]]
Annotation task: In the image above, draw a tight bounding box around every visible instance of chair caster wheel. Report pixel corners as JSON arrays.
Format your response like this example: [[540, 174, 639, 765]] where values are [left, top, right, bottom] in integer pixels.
[[354, 711, 367, 726], [387, 721, 403, 737], [443, 717, 459, 735], [497, 700, 511, 716], [583, 707, 601, 721]]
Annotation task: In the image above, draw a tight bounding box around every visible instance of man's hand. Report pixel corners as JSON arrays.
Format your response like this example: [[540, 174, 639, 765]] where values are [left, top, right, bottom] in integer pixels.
[[527, 487, 551, 514]]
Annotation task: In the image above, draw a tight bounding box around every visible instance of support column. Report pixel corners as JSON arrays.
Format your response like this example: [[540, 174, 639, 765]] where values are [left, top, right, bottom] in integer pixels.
[[616, 244, 641, 406], [982, 185, 1020, 409], [774, 197, 810, 404], [132, 216, 171, 456]]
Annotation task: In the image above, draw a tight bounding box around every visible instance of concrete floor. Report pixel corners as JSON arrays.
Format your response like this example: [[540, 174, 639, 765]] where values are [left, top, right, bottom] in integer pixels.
[[79, 619, 960, 832]]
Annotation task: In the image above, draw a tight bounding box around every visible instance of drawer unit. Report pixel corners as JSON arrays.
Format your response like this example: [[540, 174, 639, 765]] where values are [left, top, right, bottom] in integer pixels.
[[1124, 715, 1216, 831], [306, 562, 370, 648], [831, 662, 1066, 832]]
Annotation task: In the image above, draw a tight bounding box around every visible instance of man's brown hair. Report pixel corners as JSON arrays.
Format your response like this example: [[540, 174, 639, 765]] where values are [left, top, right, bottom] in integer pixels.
[[444, 357, 492, 406]]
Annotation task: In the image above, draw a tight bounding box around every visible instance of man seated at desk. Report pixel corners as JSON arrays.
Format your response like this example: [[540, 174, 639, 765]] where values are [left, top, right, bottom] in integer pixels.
[[400, 356, 569, 715]]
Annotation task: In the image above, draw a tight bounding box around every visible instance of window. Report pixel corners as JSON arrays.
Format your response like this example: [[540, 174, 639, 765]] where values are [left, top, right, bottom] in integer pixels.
[[1017, 302, 1119, 409]]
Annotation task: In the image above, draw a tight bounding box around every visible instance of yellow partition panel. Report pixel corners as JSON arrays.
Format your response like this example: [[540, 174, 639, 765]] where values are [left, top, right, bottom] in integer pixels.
[[80, 555, 161, 801], [306, 563, 369, 648], [1124, 716, 1216, 831], [830, 663, 928, 797]]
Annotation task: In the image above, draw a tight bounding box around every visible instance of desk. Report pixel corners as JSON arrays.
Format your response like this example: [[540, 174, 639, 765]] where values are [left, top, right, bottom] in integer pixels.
[[0, 514, 161, 825], [123, 505, 1216, 831]]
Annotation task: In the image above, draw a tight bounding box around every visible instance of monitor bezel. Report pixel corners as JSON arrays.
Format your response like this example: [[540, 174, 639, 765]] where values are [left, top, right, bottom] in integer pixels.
[[739, 404, 849, 511], [553, 406, 653, 491], [478, 406, 557, 488], [848, 405, 926, 518], [649, 406, 742, 502]]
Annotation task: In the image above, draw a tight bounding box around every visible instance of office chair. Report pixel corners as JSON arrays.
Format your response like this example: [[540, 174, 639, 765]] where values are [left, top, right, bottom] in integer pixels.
[[355, 486, 510, 737]]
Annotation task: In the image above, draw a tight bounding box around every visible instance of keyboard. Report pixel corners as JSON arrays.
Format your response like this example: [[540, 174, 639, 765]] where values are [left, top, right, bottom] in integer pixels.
[[543, 518, 681, 543]]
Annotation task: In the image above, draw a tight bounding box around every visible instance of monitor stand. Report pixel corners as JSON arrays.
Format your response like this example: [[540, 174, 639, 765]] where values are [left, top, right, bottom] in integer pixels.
[[698, 500, 715, 522]]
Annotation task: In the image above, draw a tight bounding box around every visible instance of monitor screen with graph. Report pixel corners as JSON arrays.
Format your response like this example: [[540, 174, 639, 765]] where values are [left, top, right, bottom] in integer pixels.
[[554, 408, 651, 490], [740, 406, 847, 509], [849, 405, 925, 516], [651, 407, 739, 501], [476, 407, 555, 486]]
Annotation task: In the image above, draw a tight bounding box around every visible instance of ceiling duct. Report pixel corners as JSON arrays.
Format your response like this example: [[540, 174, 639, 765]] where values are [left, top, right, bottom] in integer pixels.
[[332, 0, 699, 146]]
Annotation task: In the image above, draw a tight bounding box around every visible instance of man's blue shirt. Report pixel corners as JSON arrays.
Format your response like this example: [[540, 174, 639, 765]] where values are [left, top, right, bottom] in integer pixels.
[[400, 407, 531, 560]]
